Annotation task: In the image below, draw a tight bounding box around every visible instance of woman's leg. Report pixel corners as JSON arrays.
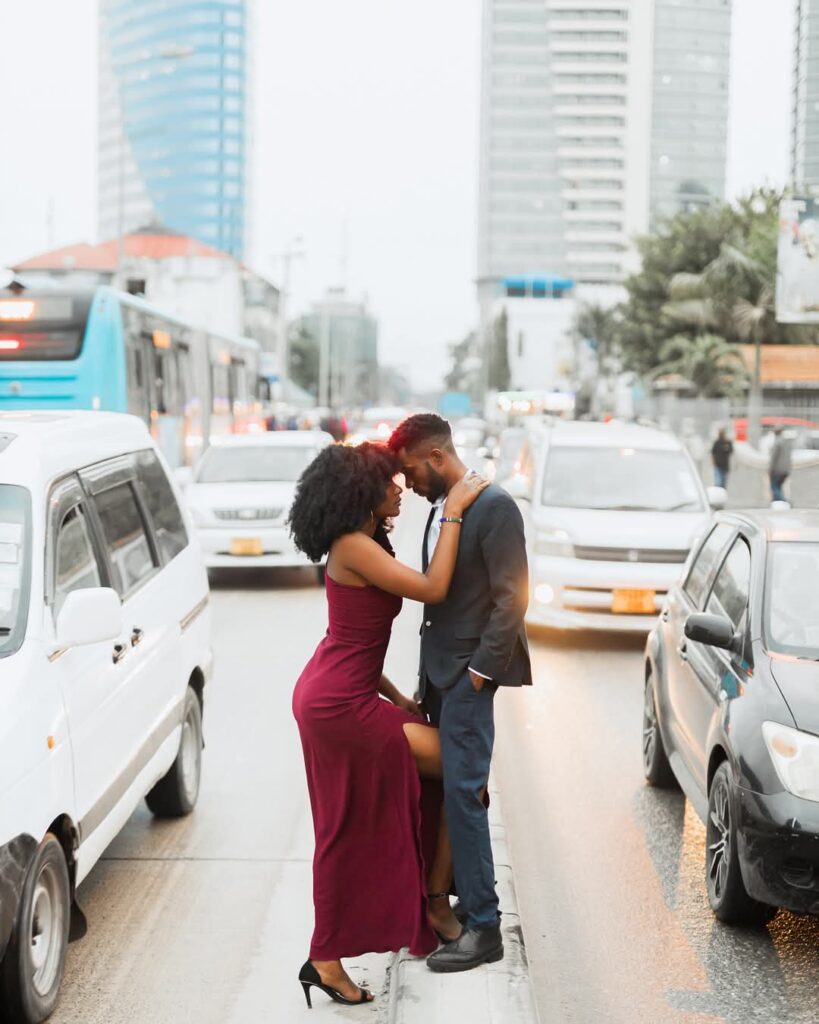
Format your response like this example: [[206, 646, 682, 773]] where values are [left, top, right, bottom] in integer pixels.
[[402, 723, 461, 941]]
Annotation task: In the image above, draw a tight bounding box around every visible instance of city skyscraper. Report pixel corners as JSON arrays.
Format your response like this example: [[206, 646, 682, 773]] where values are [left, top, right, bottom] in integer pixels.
[[793, 0, 819, 188], [98, 0, 250, 259], [477, 0, 732, 312]]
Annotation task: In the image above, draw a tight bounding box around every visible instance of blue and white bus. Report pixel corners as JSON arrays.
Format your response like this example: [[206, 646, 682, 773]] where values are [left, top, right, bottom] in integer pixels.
[[0, 286, 263, 466]]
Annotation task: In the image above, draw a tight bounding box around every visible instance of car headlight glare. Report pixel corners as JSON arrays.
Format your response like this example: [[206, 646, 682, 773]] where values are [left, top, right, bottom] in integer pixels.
[[534, 528, 574, 558], [762, 721, 819, 802], [535, 583, 555, 605]]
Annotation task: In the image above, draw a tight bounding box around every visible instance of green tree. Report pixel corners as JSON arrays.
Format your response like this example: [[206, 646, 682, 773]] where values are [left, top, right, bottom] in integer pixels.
[[288, 324, 319, 394], [616, 187, 819, 376], [488, 308, 511, 391], [444, 329, 482, 400], [649, 333, 748, 399]]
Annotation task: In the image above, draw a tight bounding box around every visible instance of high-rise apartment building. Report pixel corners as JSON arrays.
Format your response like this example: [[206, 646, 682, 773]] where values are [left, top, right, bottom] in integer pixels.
[[793, 0, 819, 187], [98, 0, 250, 259], [477, 0, 732, 310]]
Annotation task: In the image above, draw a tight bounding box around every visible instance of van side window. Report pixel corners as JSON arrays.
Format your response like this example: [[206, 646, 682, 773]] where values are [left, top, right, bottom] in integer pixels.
[[683, 523, 733, 608], [93, 483, 157, 596], [135, 450, 189, 563], [54, 504, 102, 619]]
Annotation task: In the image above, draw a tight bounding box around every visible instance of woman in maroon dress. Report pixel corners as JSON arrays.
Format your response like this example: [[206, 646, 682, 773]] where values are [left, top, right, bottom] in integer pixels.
[[289, 442, 487, 1008]]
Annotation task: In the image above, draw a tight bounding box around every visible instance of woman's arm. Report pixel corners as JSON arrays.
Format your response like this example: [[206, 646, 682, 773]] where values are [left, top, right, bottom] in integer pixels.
[[335, 476, 487, 603], [378, 674, 422, 716]]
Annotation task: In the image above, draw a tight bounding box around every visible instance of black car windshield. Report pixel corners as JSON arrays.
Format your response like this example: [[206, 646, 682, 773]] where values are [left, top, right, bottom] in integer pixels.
[[196, 445, 318, 484], [0, 485, 32, 658], [540, 445, 704, 512], [765, 542, 819, 658]]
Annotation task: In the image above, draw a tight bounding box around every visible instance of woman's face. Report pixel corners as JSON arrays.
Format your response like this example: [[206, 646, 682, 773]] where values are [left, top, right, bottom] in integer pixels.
[[374, 478, 403, 520]]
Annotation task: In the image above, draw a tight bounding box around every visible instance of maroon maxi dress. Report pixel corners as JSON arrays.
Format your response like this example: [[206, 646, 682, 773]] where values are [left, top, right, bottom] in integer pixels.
[[292, 574, 440, 960]]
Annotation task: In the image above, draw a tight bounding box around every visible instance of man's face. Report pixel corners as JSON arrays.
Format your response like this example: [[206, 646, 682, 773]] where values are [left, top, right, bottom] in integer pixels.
[[398, 445, 448, 503]]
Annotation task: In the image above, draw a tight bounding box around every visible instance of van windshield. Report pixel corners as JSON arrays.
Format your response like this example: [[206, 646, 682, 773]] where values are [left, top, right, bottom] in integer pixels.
[[0, 485, 31, 658], [541, 445, 704, 512]]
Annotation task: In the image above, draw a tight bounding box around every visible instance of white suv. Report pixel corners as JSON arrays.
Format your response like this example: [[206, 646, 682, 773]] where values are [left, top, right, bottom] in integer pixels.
[[0, 412, 212, 1023], [506, 420, 723, 632]]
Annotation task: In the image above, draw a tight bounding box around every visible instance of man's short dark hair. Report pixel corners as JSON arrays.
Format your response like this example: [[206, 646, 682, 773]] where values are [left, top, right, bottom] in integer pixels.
[[388, 413, 454, 454]]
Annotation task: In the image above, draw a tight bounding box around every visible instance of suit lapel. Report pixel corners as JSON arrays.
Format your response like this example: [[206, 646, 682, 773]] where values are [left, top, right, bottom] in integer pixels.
[[421, 505, 436, 572]]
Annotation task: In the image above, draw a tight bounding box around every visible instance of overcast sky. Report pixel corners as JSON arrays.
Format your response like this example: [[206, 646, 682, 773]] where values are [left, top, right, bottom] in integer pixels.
[[0, 1, 796, 390]]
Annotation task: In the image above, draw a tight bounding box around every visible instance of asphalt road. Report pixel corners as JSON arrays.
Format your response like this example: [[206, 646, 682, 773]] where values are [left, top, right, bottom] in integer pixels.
[[495, 629, 819, 1024], [46, 490, 819, 1024]]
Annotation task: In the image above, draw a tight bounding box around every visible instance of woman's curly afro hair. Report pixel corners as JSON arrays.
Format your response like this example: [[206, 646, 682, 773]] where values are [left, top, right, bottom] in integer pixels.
[[287, 441, 400, 563]]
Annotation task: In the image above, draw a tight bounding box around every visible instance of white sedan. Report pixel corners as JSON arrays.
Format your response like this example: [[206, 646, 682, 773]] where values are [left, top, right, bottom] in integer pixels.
[[183, 431, 333, 579]]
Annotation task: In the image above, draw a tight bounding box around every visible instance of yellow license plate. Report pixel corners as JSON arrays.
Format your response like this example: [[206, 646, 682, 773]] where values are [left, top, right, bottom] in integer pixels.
[[230, 537, 263, 556], [612, 588, 656, 614]]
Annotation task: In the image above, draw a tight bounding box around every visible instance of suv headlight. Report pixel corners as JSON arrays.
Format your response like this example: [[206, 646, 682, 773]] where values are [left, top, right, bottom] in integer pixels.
[[534, 527, 574, 558], [762, 721, 819, 802]]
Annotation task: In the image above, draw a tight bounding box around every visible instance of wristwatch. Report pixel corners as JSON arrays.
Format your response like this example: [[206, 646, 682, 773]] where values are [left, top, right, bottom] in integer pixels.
[[439, 515, 464, 525]]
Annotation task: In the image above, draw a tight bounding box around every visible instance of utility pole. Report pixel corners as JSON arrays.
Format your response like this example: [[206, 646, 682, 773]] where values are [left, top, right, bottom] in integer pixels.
[[318, 301, 331, 409]]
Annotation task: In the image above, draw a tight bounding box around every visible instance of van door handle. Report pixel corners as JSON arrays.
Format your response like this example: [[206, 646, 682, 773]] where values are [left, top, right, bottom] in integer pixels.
[[677, 641, 688, 661], [112, 643, 128, 665], [130, 627, 144, 647]]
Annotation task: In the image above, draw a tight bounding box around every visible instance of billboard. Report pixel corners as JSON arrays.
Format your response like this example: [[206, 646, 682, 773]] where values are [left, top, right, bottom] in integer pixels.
[[776, 196, 819, 323]]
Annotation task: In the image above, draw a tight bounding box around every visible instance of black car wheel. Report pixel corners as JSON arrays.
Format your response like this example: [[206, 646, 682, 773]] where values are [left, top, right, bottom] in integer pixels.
[[642, 672, 677, 788], [0, 834, 70, 1024], [145, 687, 203, 818], [706, 761, 774, 925]]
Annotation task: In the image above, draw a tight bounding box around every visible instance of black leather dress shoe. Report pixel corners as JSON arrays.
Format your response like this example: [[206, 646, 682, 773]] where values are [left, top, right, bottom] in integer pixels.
[[426, 925, 504, 973]]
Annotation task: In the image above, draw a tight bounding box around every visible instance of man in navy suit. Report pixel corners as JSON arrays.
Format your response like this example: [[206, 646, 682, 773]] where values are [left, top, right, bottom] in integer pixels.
[[389, 414, 531, 973]]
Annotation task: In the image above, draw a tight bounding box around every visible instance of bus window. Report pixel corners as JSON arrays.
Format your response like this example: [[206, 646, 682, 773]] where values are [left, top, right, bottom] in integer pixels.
[[123, 308, 151, 423]]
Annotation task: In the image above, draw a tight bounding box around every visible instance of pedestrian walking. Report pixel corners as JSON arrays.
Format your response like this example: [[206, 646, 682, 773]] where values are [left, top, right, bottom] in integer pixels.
[[711, 428, 733, 489], [389, 414, 531, 974], [289, 442, 488, 1007], [769, 426, 792, 503]]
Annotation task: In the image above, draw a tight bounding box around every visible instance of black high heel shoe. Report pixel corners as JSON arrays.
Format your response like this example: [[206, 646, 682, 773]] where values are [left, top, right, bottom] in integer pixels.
[[298, 960, 373, 1008]]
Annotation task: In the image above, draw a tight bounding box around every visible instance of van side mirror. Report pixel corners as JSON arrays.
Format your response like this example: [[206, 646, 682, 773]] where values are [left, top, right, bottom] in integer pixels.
[[707, 486, 727, 510], [684, 612, 737, 651], [55, 588, 122, 649]]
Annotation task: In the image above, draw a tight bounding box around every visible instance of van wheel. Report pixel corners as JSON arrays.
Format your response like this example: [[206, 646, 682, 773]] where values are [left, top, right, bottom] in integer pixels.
[[0, 834, 70, 1023], [146, 687, 203, 818]]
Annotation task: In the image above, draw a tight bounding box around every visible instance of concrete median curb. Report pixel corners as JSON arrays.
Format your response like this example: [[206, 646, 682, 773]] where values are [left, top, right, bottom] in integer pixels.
[[381, 787, 540, 1024]]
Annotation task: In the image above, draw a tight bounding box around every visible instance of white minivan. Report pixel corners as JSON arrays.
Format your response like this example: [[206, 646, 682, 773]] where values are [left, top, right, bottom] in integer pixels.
[[506, 420, 724, 632], [0, 412, 212, 1023]]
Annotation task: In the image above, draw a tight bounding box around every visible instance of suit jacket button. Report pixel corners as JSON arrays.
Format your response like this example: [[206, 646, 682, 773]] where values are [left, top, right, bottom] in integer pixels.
[[425, 620, 432, 627]]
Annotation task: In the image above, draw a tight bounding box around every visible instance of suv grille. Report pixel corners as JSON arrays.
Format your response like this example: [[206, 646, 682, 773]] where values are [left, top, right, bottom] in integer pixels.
[[214, 507, 283, 522], [573, 545, 687, 564]]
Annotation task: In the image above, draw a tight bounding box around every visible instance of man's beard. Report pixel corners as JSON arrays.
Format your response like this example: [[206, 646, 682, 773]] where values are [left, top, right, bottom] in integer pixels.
[[425, 463, 447, 503]]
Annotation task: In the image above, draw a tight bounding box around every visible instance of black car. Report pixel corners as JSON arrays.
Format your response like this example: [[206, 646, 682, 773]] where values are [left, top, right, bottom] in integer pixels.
[[643, 510, 819, 924]]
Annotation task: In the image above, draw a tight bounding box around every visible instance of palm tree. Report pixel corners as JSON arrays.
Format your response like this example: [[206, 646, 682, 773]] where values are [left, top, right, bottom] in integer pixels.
[[573, 302, 621, 412], [650, 333, 748, 399], [663, 243, 774, 439]]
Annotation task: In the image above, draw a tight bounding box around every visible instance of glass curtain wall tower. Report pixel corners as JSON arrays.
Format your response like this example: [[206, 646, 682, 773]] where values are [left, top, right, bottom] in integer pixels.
[[478, 0, 731, 311], [98, 0, 250, 259]]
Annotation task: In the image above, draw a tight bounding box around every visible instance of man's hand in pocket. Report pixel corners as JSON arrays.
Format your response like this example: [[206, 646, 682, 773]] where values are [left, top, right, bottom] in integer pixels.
[[469, 669, 486, 692]]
